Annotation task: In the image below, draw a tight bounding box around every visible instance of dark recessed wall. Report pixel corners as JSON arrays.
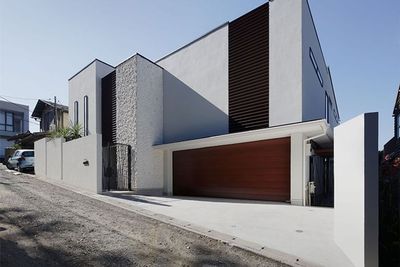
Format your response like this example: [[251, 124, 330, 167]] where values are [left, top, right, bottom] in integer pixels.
[[228, 3, 269, 133], [101, 70, 116, 146]]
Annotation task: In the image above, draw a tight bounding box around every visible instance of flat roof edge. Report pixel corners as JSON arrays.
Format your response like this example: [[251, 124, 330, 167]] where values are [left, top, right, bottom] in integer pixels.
[[68, 59, 115, 81], [154, 119, 330, 151], [155, 22, 229, 63]]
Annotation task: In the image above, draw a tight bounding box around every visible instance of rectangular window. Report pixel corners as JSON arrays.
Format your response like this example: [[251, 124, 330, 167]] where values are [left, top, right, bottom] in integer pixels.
[[0, 111, 5, 131], [0, 111, 15, 132], [325, 93, 332, 124], [13, 113, 23, 133], [83, 96, 88, 136], [310, 48, 323, 87], [74, 101, 79, 125]]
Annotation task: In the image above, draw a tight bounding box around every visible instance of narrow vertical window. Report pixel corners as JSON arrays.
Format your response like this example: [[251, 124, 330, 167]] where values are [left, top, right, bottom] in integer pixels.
[[74, 101, 79, 126], [310, 48, 323, 87], [83, 96, 89, 136], [325, 93, 332, 124]]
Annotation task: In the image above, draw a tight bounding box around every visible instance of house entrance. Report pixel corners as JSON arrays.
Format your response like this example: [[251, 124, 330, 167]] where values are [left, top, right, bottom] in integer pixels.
[[102, 143, 132, 191]]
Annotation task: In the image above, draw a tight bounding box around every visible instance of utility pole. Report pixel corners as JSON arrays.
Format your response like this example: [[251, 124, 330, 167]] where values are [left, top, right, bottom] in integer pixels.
[[54, 96, 58, 130]]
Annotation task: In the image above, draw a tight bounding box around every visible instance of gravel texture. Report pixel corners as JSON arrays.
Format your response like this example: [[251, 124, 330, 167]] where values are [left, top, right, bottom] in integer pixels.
[[0, 167, 289, 267]]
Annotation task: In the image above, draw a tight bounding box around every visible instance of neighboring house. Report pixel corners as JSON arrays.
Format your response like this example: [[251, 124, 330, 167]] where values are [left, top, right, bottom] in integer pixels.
[[384, 84, 400, 156], [31, 99, 69, 132], [0, 99, 29, 162], [37, 0, 340, 206]]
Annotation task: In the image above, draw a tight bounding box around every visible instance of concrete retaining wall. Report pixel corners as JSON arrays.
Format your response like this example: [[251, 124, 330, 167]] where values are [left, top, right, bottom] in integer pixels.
[[46, 138, 64, 181], [34, 135, 102, 193], [334, 113, 378, 267], [34, 138, 47, 178], [62, 134, 102, 193]]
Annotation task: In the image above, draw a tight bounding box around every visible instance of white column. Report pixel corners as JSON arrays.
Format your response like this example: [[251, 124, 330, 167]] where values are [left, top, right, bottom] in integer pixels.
[[290, 132, 304, 205]]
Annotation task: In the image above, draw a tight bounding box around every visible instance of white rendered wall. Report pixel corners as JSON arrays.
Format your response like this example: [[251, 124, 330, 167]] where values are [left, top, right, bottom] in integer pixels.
[[290, 132, 304, 206], [62, 134, 102, 193], [269, 0, 303, 127], [158, 24, 229, 142], [46, 138, 64, 181], [334, 113, 379, 267], [34, 138, 47, 178], [69, 60, 114, 135], [136, 56, 164, 194], [301, 1, 339, 127]]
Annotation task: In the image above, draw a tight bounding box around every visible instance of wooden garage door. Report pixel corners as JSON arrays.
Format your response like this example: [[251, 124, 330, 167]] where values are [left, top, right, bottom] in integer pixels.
[[173, 137, 290, 202]]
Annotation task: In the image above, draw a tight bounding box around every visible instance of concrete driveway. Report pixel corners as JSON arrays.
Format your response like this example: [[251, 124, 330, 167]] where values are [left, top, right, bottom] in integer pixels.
[[99, 193, 354, 267]]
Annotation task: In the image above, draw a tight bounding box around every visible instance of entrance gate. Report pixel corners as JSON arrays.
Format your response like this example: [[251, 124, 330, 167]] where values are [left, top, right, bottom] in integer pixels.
[[102, 144, 131, 191]]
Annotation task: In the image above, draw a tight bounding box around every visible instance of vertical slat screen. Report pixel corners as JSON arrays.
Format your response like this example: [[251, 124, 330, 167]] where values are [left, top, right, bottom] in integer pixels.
[[101, 71, 116, 146], [229, 3, 269, 133]]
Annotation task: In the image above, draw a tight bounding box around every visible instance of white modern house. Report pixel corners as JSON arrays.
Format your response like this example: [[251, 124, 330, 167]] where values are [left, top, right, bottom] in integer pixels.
[[36, 0, 339, 206], [34, 1, 379, 266]]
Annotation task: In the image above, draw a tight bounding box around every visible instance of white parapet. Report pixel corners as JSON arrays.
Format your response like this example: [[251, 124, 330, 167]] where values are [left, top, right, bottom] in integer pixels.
[[334, 113, 379, 267]]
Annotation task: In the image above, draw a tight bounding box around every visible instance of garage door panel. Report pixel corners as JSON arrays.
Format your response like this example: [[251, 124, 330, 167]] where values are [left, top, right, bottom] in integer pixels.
[[173, 137, 290, 202]]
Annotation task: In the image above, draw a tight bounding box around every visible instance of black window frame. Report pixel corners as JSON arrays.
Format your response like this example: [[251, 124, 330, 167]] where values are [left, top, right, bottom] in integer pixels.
[[309, 47, 323, 87], [74, 101, 79, 126], [0, 110, 16, 132], [325, 92, 332, 124], [83, 95, 88, 136]]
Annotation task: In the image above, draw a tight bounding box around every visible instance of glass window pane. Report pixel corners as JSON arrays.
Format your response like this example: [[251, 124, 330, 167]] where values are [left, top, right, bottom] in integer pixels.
[[0, 111, 4, 124], [6, 125, 13, 131], [0, 124, 5, 131], [14, 114, 22, 133], [6, 112, 13, 125]]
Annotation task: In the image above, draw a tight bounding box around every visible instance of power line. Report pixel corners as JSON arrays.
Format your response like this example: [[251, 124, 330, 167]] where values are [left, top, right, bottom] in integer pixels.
[[0, 95, 39, 101], [0, 95, 40, 126], [0, 95, 33, 113]]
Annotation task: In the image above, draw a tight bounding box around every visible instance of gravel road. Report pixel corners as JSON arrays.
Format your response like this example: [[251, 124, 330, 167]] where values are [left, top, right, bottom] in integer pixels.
[[0, 167, 288, 267]]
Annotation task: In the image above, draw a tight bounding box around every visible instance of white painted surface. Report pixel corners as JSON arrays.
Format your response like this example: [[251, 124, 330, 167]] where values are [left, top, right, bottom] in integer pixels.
[[158, 24, 229, 142], [301, 1, 339, 127], [290, 132, 304, 205], [269, 0, 340, 127], [334, 113, 379, 267], [62, 134, 102, 193], [135, 56, 164, 194], [269, 0, 303, 127], [69, 60, 114, 135], [33, 138, 47, 178], [45, 138, 63, 181], [98, 194, 353, 267]]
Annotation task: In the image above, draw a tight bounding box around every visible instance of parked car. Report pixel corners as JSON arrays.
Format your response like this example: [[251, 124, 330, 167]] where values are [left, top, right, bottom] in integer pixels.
[[7, 149, 35, 172]]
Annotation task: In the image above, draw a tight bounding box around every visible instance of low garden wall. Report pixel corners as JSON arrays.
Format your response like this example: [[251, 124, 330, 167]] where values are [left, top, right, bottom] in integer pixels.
[[34, 134, 102, 193]]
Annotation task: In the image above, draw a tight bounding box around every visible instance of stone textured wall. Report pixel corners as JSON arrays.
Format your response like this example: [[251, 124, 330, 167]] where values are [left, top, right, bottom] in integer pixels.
[[115, 56, 138, 188]]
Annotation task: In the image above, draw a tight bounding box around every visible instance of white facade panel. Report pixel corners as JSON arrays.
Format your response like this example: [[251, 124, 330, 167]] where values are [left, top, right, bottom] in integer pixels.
[[158, 25, 229, 142], [69, 60, 114, 136], [334, 113, 378, 267], [301, 1, 339, 127], [269, 0, 303, 127], [136, 56, 164, 194]]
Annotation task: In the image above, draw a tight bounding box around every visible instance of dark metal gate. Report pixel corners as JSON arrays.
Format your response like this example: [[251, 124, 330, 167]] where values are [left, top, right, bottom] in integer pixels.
[[102, 144, 131, 191]]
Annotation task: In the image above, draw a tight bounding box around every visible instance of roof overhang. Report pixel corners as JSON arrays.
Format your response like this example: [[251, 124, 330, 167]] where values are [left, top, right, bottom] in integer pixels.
[[154, 119, 332, 151]]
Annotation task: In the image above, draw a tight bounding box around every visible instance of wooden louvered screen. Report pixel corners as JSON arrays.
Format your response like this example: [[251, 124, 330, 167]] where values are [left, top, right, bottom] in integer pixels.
[[101, 71, 116, 146], [228, 3, 269, 133]]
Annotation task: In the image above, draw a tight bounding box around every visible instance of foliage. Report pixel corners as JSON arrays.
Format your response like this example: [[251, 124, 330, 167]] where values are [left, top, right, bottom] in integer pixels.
[[49, 124, 82, 141], [379, 150, 400, 267], [11, 143, 22, 149]]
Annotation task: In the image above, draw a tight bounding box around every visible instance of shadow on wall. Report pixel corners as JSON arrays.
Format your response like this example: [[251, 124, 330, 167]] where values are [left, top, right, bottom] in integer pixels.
[[163, 70, 230, 143]]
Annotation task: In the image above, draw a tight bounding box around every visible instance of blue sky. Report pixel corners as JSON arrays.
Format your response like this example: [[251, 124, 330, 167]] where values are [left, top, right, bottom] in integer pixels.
[[0, 0, 399, 148]]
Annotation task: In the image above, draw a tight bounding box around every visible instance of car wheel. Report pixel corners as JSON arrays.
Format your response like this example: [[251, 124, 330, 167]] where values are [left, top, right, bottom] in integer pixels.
[[6, 163, 12, 170], [17, 165, 23, 173]]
